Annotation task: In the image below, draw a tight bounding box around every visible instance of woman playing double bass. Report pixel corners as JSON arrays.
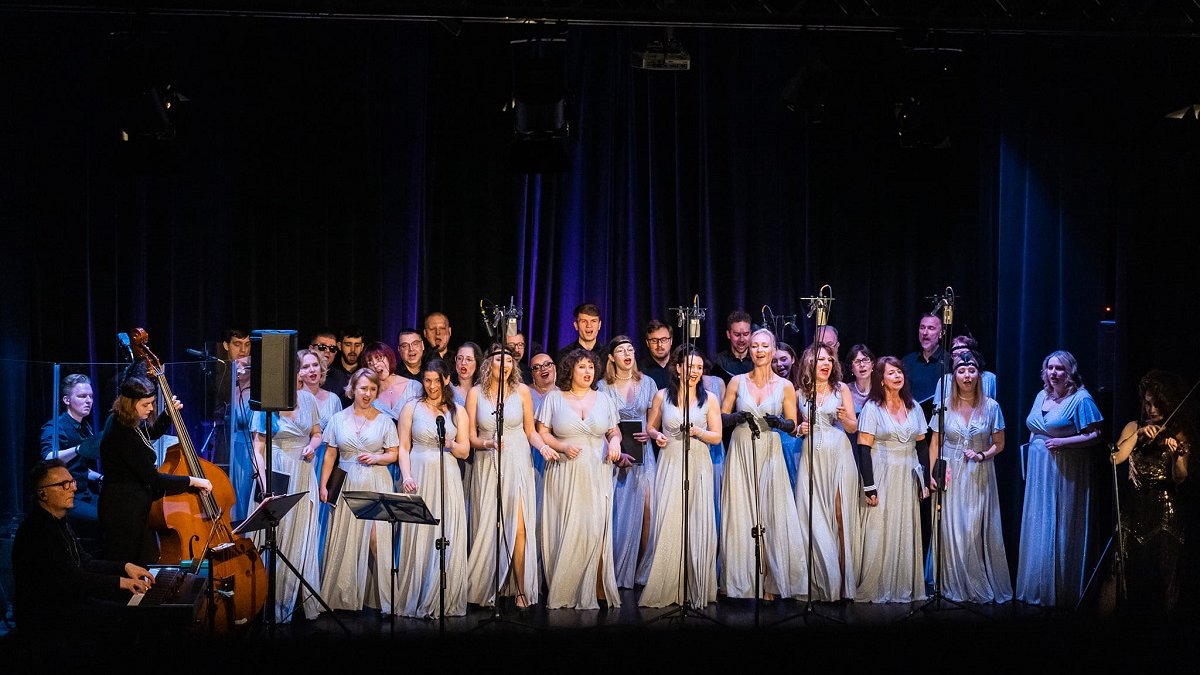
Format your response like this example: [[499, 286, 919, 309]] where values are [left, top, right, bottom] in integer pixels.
[[98, 374, 212, 564]]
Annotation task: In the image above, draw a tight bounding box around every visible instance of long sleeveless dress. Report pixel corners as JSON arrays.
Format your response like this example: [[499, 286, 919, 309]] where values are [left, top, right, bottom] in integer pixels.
[[856, 401, 928, 603], [796, 384, 862, 601], [395, 403, 468, 618], [537, 390, 622, 609], [928, 398, 1012, 603], [465, 389, 539, 606], [319, 408, 399, 613], [639, 393, 718, 607], [250, 390, 322, 621], [310, 390, 342, 570], [720, 375, 807, 599], [599, 376, 660, 588], [1016, 388, 1103, 607]]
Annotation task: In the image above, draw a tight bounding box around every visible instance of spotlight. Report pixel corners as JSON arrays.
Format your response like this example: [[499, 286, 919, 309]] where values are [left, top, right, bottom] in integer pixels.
[[1166, 104, 1200, 119], [509, 35, 571, 173], [633, 29, 690, 71]]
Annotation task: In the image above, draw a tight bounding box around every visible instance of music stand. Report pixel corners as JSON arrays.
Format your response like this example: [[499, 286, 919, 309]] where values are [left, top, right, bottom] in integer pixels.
[[236, 492, 350, 635], [342, 490, 438, 636]]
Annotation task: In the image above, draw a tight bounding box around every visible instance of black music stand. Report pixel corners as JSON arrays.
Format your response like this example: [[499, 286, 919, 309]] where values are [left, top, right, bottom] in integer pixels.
[[236, 492, 349, 635], [342, 490, 437, 636]]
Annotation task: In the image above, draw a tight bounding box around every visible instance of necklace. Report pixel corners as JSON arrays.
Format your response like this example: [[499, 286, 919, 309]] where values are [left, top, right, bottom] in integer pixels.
[[567, 390, 590, 400], [134, 423, 154, 450], [615, 371, 634, 381]]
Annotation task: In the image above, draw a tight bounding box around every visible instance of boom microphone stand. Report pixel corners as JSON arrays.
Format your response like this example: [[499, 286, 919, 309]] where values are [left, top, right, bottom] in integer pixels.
[[648, 296, 721, 627], [473, 300, 535, 631], [904, 287, 983, 620], [774, 285, 843, 626]]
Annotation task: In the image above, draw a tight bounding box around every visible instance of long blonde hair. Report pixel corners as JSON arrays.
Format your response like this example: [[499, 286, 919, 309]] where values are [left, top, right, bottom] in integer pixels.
[[479, 344, 523, 398]]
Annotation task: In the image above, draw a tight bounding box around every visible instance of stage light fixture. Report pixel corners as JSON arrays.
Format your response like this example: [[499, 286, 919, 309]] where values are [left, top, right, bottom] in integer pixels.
[[1166, 104, 1200, 119], [633, 28, 690, 71], [508, 34, 572, 173]]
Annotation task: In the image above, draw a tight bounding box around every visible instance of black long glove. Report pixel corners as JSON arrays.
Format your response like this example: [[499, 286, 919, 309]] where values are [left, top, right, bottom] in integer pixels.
[[854, 441, 877, 499], [762, 414, 796, 434], [720, 411, 754, 429]]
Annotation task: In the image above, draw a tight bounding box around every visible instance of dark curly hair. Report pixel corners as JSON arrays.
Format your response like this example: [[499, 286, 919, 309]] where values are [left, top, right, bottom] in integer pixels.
[[556, 348, 600, 391]]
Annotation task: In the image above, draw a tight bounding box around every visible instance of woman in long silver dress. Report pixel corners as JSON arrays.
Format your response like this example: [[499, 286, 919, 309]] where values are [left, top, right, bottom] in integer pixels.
[[927, 350, 1011, 604], [464, 345, 547, 609], [598, 335, 660, 589], [720, 328, 806, 600], [856, 356, 928, 603], [250, 350, 324, 622], [639, 347, 722, 608], [536, 348, 623, 610], [394, 359, 472, 618], [795, 342, 861, 602], [319, 368, 399, 614], [1016, 350, 1103, 608]]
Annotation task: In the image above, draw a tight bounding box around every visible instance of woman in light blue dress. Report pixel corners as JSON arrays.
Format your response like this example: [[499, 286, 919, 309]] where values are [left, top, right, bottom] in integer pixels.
[[536, 348, 623, 610], [856, 356, 928, 603], [720, 328, 806, 600], [639, 347, 722, 608], [465, 345, 546, 608], [598, 335, 661, 589], [250, 351, 324, 622], [318, 368, 399, 613], [795, 343, 861, 602], [927, 350, 1011, 604], [394, 359, 472, 618], [299, 347, 342, 570], [1016, 350, 1103, 608]]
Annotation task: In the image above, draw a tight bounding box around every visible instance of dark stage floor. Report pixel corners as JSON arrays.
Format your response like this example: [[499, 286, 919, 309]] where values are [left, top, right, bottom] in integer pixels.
[[5, 588, 1197, 670]]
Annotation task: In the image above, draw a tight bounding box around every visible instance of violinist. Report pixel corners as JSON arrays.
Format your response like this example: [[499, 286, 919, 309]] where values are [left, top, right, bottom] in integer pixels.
[[98, 374, 212, 564]]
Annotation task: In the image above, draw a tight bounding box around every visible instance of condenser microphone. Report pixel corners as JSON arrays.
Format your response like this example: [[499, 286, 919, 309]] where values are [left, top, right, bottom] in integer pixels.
[[480, 300, 495, 338], [687, 295, 701, 339]]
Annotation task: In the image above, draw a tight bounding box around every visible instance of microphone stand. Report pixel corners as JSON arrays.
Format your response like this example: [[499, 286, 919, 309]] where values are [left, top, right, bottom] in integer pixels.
[[435, 416, 448, 637], [774, 286, 842, 626], [648, 298, 721, 627], [904, 288, 983, 620], [473, 306, 535, 632]]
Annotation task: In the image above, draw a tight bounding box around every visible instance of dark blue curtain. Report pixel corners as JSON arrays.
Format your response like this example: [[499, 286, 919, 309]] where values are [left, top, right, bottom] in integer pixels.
[[3, 17, 1198, 558]]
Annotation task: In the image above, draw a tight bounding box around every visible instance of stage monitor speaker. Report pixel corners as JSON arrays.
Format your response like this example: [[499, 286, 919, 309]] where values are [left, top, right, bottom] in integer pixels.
[[250, 329, 297, 412]]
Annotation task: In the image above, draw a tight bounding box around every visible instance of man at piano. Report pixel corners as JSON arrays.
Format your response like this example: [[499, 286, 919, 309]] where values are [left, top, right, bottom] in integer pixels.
[[12, 459, 156, 636]]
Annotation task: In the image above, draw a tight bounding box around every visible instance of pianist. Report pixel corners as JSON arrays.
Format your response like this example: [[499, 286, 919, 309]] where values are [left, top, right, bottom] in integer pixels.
[[12, 459, 155, 636]]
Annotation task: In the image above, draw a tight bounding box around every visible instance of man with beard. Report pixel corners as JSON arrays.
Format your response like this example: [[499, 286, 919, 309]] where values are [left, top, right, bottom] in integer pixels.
[[638, 319, 673, 389], [324, 325, 365, 407], [712, 309, 753, 383], [422, 311, 453, 362]]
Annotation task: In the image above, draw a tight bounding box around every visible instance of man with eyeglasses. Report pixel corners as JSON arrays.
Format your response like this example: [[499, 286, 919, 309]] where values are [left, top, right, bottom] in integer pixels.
[[308, 329, 339, 369], [639, 319, 673, 389], [324, 325, 365, 408], [395, 328, 425, 380], [505, 331, 533, 383], [13, 459, 156, 636]]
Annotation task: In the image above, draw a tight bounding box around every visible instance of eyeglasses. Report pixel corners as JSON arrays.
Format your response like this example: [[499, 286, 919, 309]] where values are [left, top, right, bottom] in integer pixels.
[[646, 337, 672, 346], [39, 478, 77, 491], [310, 344, 337, 353], [531, 363, 555, 372], [851, 357, 872, 366], [506, 342, 526, 350]]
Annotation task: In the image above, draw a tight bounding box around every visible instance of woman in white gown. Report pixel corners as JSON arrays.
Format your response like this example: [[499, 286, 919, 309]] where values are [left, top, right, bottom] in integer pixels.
[[598, 335, 660, 589], [639, 347, 722, 608], [928, 350, 1011, 603], [318, 368, 399, 613], [720, 328, 806, 600], [464, 345, 547, 608], [394, 359, 472, 618], [795, 343, 861, 602], [250, 350, 324, 622], [536, 348, 623, 610], [856, 356, 928, 603]]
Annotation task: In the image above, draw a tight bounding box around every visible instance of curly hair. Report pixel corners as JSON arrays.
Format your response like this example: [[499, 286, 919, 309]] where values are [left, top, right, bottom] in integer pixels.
[[556, 348, 600, 391]]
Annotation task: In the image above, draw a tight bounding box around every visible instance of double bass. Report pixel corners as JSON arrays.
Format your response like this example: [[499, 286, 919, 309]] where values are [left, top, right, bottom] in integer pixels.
[[132, 328, 266, 630]]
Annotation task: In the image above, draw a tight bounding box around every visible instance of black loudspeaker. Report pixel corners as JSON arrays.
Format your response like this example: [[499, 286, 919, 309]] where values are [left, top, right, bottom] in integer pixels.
[[250, 329, 297, 411]]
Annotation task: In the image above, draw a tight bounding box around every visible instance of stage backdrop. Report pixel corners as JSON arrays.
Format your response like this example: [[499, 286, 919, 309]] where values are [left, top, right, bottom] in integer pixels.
[[3, 14, 1198, 575]]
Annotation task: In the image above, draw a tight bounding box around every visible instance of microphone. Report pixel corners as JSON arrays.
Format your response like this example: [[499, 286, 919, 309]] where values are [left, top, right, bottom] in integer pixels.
[[436, 414, 447, 446], [688, 294, 701, 339], [503, 296, 523, 338], [941, 286, 955, 326], [480, 300, 495, 338], [186, 348, 226, 364]]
